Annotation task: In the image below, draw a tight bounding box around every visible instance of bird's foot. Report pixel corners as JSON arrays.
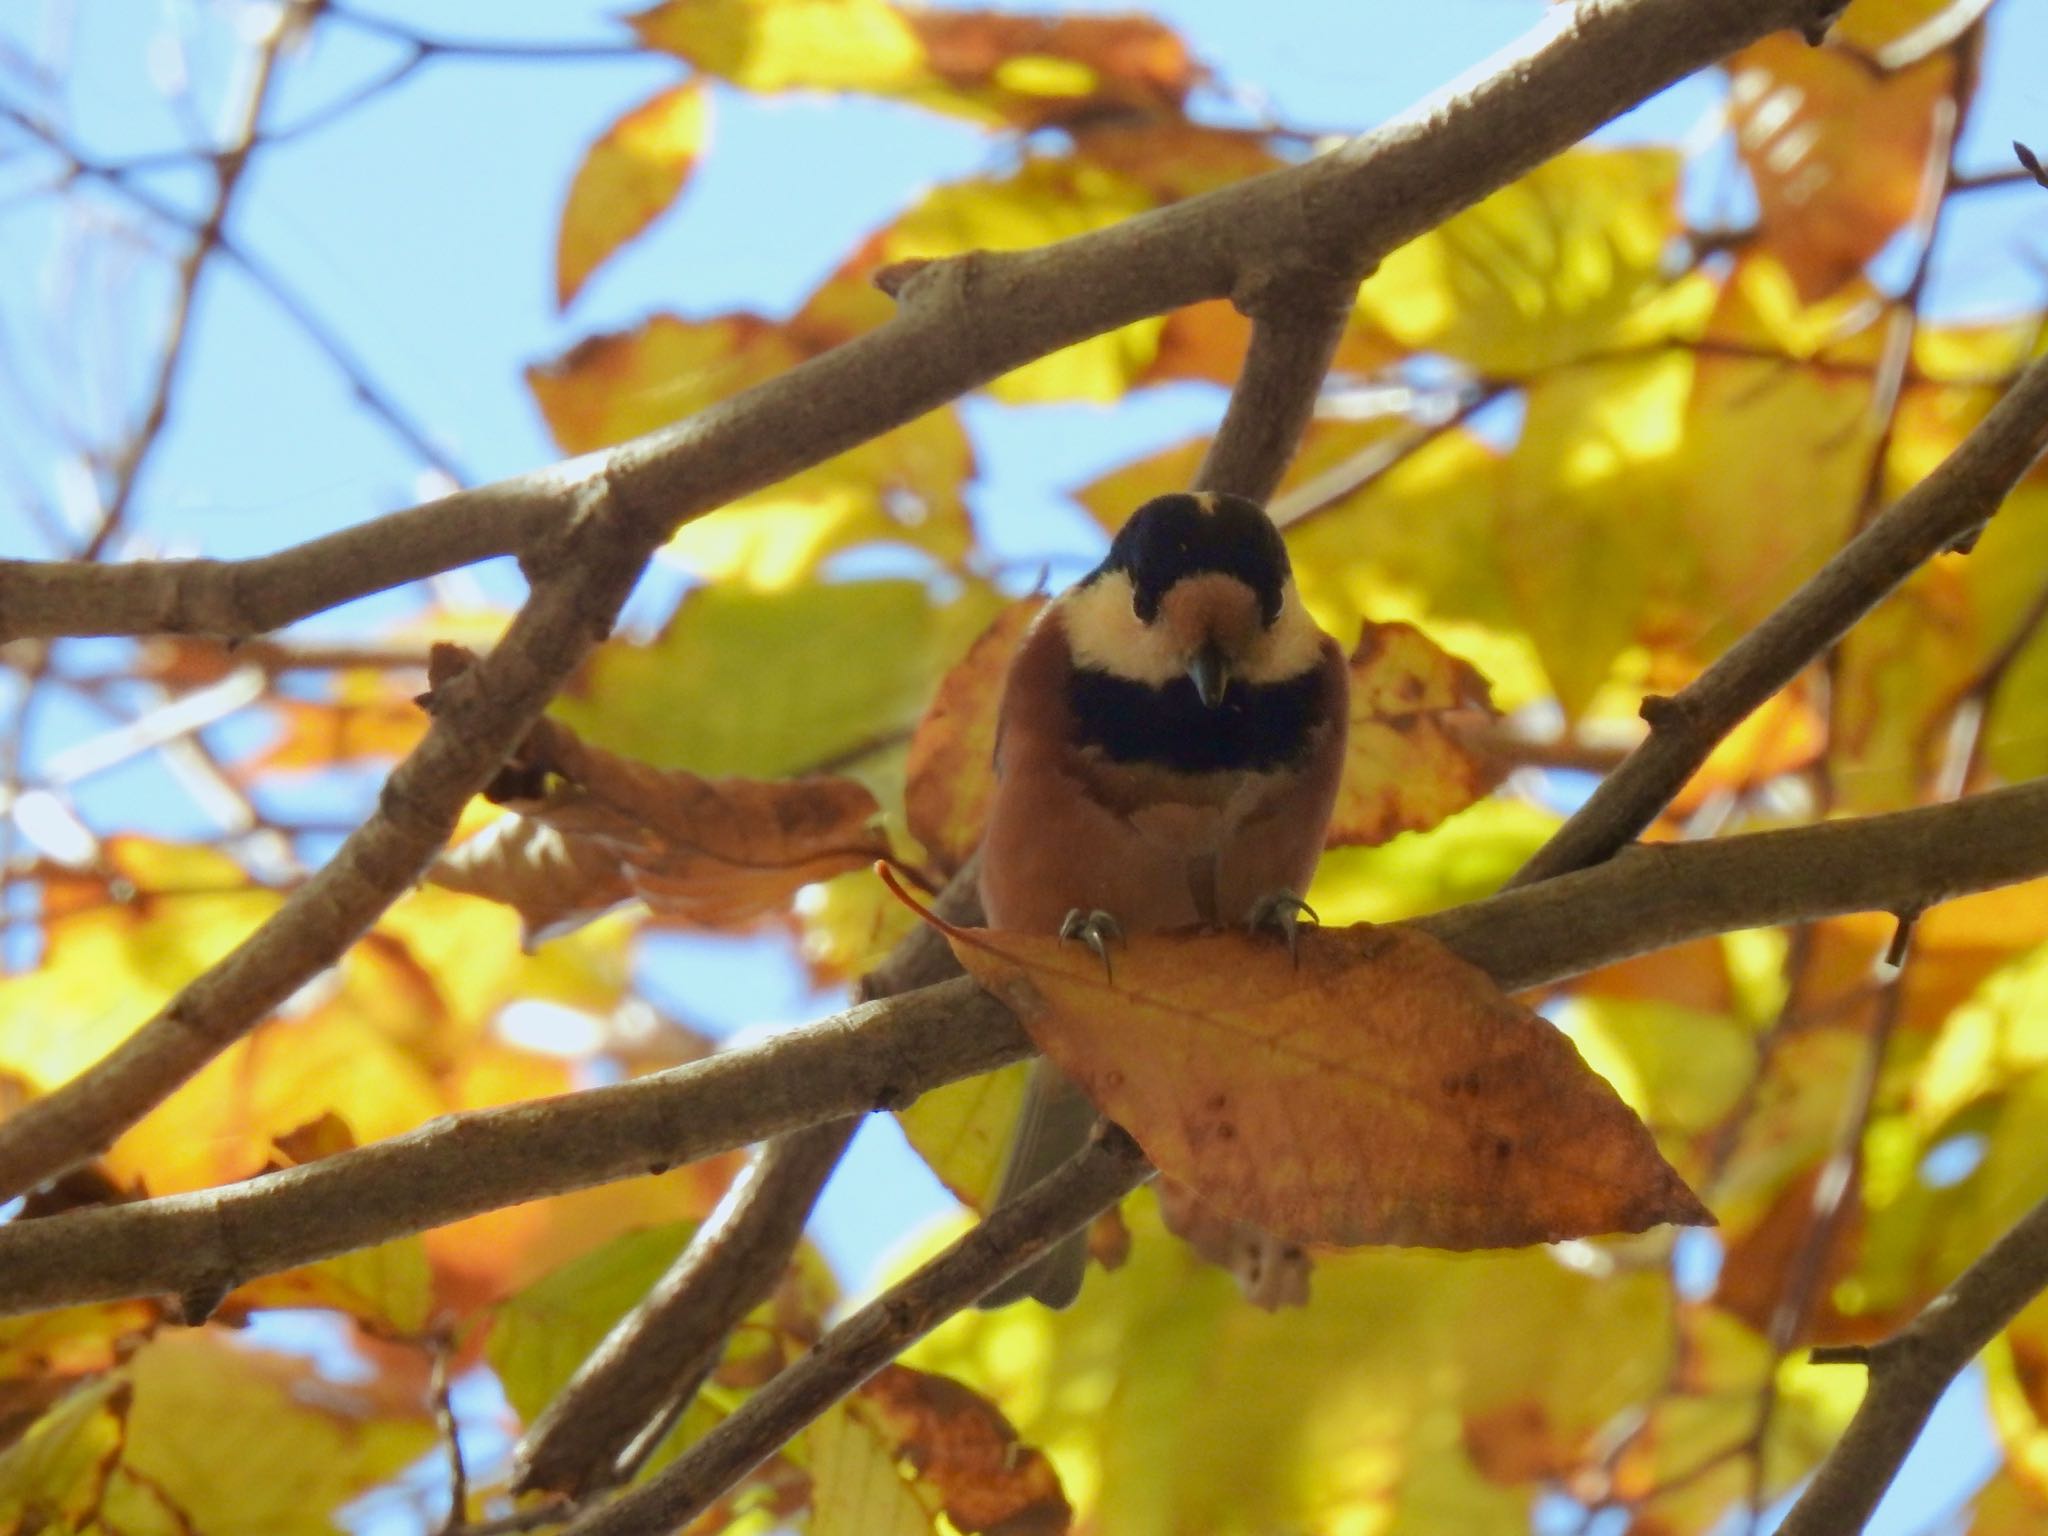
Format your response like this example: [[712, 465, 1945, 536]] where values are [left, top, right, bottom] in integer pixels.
[[1059, 908, 1123, 982], [1246, 890, 1318, 964]]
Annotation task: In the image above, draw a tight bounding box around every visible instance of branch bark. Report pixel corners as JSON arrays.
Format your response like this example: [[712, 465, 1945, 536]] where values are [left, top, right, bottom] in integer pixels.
[[0, 775, 2039, 1323], [1513, 347, 2048, 886], [560, 1127, 1156, 1536], [511, 863, 988, 1499], [1194, 277, 1355, 503], [511, 1118, 855, 1498], [1778, 1187, 2048, 1536]]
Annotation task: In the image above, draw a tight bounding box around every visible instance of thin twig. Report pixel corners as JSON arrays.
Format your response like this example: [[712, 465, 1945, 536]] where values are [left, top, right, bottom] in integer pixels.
[[1511, 348, 2048, 886], [1776, 1185, 2048, 1536], [432, 1336, 471, 1536], [0, 775, 2043, 1322], [558, 1127, 1156, 1536]]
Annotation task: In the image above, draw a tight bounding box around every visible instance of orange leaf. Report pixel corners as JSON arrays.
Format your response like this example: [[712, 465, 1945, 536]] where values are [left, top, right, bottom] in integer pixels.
[[556, 81, 711, 309], [904, 598, 1044, 872], [1331, 620, 1503, 847], [427, 652, 888, 942], [851, 1364, 1071, 1534], [946, 922, 1711, 1248], [1726, 37, 1953, 301]]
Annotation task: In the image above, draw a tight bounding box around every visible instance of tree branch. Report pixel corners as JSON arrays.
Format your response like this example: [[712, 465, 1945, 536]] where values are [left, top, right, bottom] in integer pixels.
[[512, 859, 987, 1497], [1513, 347, 2048, 886], [511, 1118, 855, 1499], [560, 1127, 1156, 1536], [1776, 1184, 2048, 1536], [1194, 276, 1354, 503], [0, 775, 2040, 1322]]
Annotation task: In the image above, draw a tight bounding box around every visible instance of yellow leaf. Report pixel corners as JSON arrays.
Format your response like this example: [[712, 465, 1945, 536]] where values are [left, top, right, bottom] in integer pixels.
[[556, 81, 711, 309], [529, 315, 977, 584], [1358, 148, 1699, 376], [631, 0, 925, 94], [557, 577, 1005, 778], [1831, 0, 1993, 63], [947, 921, 1710, 1247], [810, 1399, 938, 1536], [1502, 351, 1692, 717], [1308, 797, 1559, 928], [896, 1060, 1032, 1211], [846, 1364, 1071, 1534]]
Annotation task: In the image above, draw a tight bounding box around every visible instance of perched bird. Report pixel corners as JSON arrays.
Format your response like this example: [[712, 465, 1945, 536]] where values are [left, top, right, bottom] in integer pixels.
[[977, 490, 1350, 1308]]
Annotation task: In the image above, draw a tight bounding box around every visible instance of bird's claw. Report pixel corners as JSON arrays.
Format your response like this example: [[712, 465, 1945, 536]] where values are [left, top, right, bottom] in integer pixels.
[[1059, 908, 1123, 981], [1246, 890, 1318, 964]]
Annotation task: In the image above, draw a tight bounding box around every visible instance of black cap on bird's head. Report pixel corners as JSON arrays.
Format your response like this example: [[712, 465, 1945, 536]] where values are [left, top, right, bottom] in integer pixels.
[[1100, 491, 1292, 628], [1064, 492, 1317, 710]]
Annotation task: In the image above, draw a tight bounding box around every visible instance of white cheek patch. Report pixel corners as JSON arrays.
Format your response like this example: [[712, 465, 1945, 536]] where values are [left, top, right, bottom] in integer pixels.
[[1059, 571, 1184, 686], [1238, 583, 1328, 685]]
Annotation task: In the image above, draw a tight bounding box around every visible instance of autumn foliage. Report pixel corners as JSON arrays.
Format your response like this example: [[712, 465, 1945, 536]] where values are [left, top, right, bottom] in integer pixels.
[[3, 2, 2048, 1535]]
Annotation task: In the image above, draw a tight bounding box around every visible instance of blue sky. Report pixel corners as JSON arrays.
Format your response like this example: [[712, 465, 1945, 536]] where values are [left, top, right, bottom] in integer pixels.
[[4, 0, 2046, 1527]]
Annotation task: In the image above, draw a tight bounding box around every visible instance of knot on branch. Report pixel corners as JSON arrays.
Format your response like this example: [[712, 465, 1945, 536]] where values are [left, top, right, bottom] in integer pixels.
[[1637, 692, 1699, 736], [1229, 263, 1358, 324]]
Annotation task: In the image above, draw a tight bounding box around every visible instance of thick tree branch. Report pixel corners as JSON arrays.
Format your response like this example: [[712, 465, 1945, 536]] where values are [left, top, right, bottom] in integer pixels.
[[511, 1118, 855, 1499], [511, 864, 987, 1499], [1513, 347, 2048, 886], [0, 776, 2040, 1322], [0, 0, 1834, 645], [1778, 1185, 2048, 1536], [561, 1127, 1156, 1536]]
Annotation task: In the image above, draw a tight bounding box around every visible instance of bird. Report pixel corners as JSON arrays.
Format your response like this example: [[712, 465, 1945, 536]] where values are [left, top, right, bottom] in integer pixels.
[[976, 489, 1350, 1308]]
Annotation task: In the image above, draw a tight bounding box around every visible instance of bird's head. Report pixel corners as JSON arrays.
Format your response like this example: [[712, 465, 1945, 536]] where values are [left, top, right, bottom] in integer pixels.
[[1062, 491, 1323, 707]]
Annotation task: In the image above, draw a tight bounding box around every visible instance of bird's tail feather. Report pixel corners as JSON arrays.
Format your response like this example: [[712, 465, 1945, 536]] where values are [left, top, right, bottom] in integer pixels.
[[978, 1059, 1100, 1309]]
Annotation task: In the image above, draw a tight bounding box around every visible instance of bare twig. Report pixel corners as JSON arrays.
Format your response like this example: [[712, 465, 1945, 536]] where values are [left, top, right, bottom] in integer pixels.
[[81, 4, 292, 560], [432, 1337, 471, 1536], [511, 1119, 855, 1498], [0, 775, 2042, 1321], [559, 1127, 1156, 1536], [1776, 1185, 2048, 1536], [1512, 348, 2048, 886]]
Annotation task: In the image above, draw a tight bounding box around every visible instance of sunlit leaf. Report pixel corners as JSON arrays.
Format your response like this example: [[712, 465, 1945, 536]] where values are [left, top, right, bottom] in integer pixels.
[[1831, 0, 1994, 65], [556, 81, 711, 309], [896, 1060, 1032, 1212], [530, 315, 976, 583], [557, 577, 1005, 778], [1357, 148, 1705, 376], [633, 0, 1196, 131], [1330, 619, 1503, 847], [947, 921, 1710, 1246], [1502, 351, 1692, 717], [1726, 36, 1954, 301], [846, 1364, 1071, 1534]]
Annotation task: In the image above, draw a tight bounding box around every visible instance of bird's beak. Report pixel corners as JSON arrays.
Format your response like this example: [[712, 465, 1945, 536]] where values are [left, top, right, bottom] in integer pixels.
[[1188, 640, 1231, 708]]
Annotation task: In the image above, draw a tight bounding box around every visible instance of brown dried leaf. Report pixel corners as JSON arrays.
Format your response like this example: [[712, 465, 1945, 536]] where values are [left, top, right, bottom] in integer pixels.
[[1332, 620, 1504, 847], [948, 923, 1711, 1248], [904, 598, 1044, 872], [425, 649, 888, 943], [851, 1364, 1071, 1536]]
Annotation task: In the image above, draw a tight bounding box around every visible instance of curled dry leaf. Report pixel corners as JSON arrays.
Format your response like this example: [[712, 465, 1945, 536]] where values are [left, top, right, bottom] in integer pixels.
[[425, 645, 888, 945], [946, 922, 1711, 1249], [1331, 619, 1503, 847], [851, 1364, 1071, 1536], [905, 597, 1044, 872]]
